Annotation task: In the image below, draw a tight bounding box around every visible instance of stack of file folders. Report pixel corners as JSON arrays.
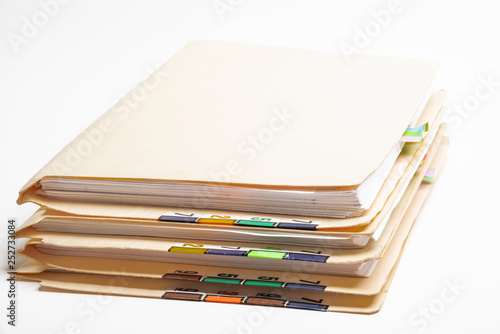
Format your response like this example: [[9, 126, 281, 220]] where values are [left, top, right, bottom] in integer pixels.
[[14, 41, 449, 314]]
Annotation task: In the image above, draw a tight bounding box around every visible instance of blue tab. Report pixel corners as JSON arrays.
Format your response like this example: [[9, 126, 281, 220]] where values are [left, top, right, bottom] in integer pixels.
[[277, 223, 317, 230], [283, 283, 326, 291], [159, 215, 198, 223], [286, 301, 328, 311], [286, 253, 328, 263], [206, 249, 247, 256]]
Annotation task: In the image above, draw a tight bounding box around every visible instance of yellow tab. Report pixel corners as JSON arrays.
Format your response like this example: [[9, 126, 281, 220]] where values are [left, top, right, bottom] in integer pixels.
[[169, 247, 207, 254], [197, 218, 236, 225]]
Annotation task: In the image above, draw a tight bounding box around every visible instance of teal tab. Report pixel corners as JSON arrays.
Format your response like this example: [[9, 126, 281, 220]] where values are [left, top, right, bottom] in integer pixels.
[[236, 220, 276, 228]]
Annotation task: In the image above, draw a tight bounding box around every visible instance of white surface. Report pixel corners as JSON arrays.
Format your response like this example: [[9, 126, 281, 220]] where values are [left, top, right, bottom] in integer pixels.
[[1, 1, 499, 333]]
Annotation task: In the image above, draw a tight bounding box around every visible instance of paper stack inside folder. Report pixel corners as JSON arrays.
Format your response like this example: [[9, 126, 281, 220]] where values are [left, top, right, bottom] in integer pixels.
[[14, 41, 449, 314]]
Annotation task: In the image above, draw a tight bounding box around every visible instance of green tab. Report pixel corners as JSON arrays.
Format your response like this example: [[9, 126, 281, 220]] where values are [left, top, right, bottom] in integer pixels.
[[243, 280, 284, 287], [247, 250, 287, 259], [202, 277, 243, 284]]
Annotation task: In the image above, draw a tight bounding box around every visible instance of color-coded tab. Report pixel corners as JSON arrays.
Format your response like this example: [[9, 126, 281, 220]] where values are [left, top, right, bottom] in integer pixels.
[[283, 283, 326, 291], [197, 218, 236, 225], [202, 277, 243, 284], [402, 129, 423, 136], [206, 249, 247, 256], [286, 253, 329, 263], [406, 122, 428, 133], [402, 130, 421, 136], [276, 222, 318, 230], [247, 250, 287, 260], [169, 247, 207, 254], [159, 215, 198, 223], [162, 273, 203, 281], [245, 297, 286, 307], [400, 128, 424, 142], [286, 301, 328, 311], [243, 280, 284, 287], [424, 169, 436, 181], [204, 295, 244, 304], [162, 291, 204, 301], [235, 220, 276, 228]]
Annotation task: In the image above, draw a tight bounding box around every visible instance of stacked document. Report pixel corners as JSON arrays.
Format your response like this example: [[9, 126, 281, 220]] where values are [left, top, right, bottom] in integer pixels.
[[14, 41, 449, 314]]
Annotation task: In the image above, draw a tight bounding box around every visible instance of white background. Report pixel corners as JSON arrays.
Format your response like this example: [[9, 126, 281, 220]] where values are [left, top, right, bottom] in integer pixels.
[[1, 1, 499, 333]]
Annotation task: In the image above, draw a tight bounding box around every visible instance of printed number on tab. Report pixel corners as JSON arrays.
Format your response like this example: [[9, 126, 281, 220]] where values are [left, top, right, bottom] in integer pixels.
[[217, 273, 239, 278], [251, 217, 272, 221], [175, 213, 195, 216], [174, 270, 198, 274], [299, 279, 321, 285], [292, 220, 313, 224], [182, 243, 204, 248], [256, 293, 281, 298], [210, 215, 231, 219], [302, 297, 323, 303], [217, 291, 239, 295], [258, 276, 279, 281], [300, 250, 322, 254], [175, 288, 199, 292]]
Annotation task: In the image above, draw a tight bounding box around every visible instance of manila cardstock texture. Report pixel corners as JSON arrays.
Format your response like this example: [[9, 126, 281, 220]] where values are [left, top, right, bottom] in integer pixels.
[[18, 40, 440, 208]]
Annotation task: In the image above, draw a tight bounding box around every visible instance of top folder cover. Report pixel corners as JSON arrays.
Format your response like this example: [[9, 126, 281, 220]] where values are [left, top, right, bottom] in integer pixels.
[[17, 40, 440, 218]]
